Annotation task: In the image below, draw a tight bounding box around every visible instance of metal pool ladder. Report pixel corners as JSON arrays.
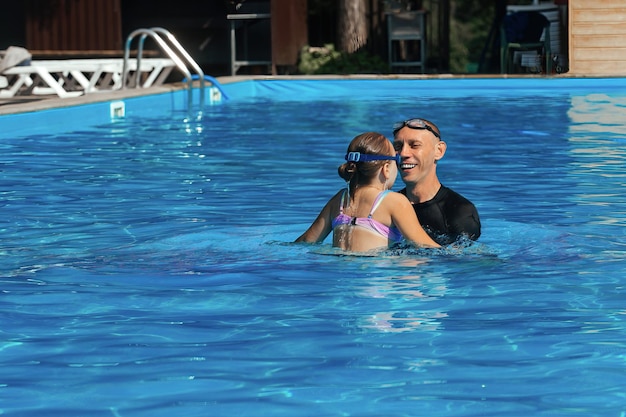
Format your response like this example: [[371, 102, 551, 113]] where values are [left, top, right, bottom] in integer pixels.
[[123, 27, 210, 109]]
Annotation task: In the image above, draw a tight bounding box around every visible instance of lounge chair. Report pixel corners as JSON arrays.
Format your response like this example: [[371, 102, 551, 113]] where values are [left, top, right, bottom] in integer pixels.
[[0, 56, 175, 99], [0, 46, 32, 92]]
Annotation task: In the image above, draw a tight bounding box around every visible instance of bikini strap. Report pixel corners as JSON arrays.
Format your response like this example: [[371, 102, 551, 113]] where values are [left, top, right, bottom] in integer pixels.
[[368, 190, 391, 218], [339, 189, 348, 214]]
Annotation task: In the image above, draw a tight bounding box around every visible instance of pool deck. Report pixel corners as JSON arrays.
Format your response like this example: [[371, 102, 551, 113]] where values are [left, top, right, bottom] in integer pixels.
[[0, 82, 184, 116], [0, 73, 608, 116]]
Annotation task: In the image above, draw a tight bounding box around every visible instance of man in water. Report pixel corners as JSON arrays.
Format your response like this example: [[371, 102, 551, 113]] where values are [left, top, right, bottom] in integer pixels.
[[393, 118, 481, 245]]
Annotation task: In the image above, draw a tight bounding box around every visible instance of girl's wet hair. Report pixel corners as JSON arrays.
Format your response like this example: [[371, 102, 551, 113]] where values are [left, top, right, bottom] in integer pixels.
[[338, 132, 394, 194]]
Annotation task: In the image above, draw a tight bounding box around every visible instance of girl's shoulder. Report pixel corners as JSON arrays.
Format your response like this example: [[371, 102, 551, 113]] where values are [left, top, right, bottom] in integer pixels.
[[326, 189, 347, 210], [385, 190, 410, 201], [383, 190, 413, 207]]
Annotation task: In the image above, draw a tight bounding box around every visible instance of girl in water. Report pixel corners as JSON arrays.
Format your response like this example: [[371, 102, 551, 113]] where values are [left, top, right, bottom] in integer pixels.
[[295, 132, 440, 252]]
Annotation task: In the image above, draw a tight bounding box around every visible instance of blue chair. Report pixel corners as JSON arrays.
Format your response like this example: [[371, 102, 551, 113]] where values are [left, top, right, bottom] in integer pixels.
[[500, 11, 551, 74]]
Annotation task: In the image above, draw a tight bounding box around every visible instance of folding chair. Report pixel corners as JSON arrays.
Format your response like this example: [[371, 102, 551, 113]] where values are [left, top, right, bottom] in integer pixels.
[[500, 11, 551, 74]]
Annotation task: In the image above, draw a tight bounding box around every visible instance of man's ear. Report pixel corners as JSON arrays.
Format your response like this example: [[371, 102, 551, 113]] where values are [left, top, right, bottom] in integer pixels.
[[435, 140, 447, 161]]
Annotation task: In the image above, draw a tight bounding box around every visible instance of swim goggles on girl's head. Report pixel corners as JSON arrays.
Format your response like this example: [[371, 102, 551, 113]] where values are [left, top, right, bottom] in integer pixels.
[[346, 152, 401, 164], [392, 118, 441, 139]]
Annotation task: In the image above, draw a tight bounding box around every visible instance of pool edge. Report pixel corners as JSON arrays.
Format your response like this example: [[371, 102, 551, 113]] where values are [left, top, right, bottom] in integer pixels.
[[3, 73, 625, 116]]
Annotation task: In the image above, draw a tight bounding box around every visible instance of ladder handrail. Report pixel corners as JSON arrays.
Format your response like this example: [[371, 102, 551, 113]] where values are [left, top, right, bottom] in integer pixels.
[[122, 27, 204, 109], [150, 27, 205, 107]]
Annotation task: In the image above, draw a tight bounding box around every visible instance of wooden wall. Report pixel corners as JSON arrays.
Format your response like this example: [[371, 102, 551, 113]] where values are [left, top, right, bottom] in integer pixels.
[[25, 0, 122, 51], [271, 0, 308, 69], [568, 0, 626, 76]]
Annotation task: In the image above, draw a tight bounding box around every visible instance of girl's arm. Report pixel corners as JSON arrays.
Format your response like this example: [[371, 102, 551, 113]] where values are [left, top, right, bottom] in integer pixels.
[[389, 193, 441, 248], [295, 191, 341, 243]]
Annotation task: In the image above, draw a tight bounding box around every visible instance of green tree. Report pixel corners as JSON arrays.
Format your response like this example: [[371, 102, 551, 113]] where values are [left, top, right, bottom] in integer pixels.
[[449, 0, 494, 73]]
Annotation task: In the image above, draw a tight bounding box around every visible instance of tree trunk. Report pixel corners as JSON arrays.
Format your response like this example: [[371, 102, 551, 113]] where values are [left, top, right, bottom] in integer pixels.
[[338, 0, 368, 53]]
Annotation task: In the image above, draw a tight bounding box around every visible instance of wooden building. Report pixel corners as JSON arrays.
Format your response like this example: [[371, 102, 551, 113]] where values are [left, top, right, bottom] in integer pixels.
[[22, 0, 123, 52], [1, 0, 308, 75], [567, 0, 626, 76], [2, 0, 626, 77]]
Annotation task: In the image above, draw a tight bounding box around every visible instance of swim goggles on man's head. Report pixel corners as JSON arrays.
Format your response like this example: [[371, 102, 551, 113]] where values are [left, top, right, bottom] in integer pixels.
[[346, 152, 401, 164], [392, 118, 441, 139]]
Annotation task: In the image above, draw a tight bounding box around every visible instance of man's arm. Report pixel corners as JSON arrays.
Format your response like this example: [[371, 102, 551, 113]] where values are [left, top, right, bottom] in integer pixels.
[[449, 202, 481, 241]]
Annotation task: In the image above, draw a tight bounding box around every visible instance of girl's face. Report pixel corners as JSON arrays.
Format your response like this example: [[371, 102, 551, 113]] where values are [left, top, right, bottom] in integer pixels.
[[385, 141, 399, 188]]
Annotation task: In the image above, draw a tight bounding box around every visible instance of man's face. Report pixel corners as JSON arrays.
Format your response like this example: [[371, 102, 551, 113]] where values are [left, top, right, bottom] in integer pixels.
[[393, 127, 446, 185]]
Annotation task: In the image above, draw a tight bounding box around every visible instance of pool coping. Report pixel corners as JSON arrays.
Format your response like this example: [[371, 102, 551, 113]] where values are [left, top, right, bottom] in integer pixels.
[[2, 73, 622, 116]]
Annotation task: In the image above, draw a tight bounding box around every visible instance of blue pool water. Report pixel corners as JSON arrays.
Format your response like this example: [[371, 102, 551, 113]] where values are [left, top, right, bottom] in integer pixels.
[[2, 78, 626, 416]]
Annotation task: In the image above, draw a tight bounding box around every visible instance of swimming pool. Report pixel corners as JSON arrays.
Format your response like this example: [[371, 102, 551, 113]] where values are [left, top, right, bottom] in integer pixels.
[[2, 77, 626, 416]]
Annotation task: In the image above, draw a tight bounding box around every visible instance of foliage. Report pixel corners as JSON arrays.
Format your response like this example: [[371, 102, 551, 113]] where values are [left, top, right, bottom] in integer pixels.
[[298, 44, 390, 75], [449, 0, 495, 73], [298, 44, 341, 74], [306, 0, 501, 74]]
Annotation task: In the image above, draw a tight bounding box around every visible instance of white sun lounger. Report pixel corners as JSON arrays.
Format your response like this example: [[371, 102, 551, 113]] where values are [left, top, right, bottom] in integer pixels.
[[0, 58, 175, 98]]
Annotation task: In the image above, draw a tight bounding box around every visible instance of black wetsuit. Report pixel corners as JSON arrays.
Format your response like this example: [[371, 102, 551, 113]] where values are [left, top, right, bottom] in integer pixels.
[[399, 185, 481, 246]]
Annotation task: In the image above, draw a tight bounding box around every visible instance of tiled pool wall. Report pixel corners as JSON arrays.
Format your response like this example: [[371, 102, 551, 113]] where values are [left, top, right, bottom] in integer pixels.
[[2, 77, 626, 140]]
